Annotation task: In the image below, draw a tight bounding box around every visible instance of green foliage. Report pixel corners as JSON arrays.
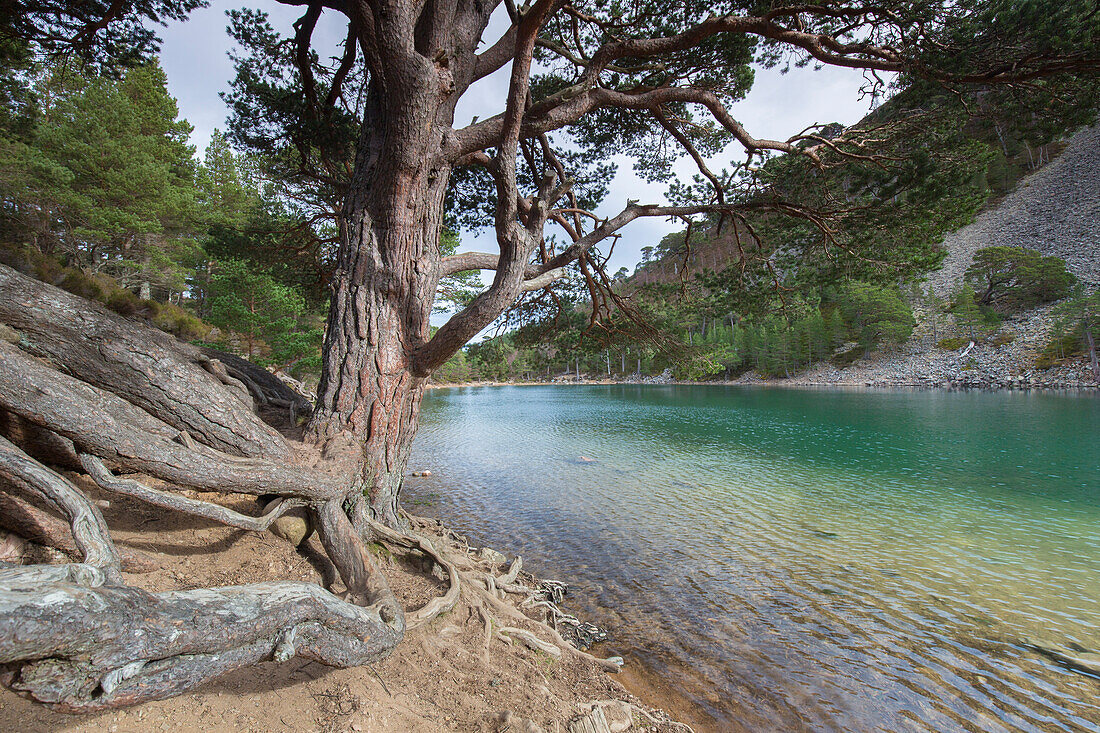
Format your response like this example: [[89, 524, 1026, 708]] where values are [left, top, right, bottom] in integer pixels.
[[1, 1, 206, 71], [1043, 285, 1100, 373], [207, 259, 322, 368], [965, 246, 1077, 311], [434, 350, 473, 384], [830, 282, 915, 349], [936, 336, 970, 350], [1035, 333, 1083, 369], [1, 59, 200, 298], [950, 283, 985, 339]]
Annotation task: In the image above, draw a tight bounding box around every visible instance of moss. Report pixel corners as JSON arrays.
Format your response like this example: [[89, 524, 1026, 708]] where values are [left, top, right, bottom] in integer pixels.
[[367, 541, 394, 562], [989, 331, 1016, 347], [937, 336, 969, 350]]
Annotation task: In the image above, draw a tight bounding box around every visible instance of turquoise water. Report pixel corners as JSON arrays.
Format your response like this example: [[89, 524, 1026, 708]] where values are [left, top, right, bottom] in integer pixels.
[[407, 385, 1100, 732]]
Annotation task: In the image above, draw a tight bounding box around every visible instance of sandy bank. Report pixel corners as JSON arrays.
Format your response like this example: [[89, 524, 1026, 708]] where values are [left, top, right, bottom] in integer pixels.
[[0, 477, 691, 733]]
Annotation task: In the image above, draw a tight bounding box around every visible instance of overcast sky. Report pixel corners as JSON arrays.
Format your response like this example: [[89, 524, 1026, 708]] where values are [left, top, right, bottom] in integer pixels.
[[157, 1, 882, 278]]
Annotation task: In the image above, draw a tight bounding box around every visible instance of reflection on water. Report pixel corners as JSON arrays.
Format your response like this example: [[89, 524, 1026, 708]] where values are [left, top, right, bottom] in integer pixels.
[[408, 385, 1100, 732]]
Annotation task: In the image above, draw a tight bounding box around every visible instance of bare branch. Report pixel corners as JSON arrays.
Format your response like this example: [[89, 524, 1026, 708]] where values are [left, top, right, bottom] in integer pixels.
[[439, 252, 540, 278], [520, 266, 568, 292]]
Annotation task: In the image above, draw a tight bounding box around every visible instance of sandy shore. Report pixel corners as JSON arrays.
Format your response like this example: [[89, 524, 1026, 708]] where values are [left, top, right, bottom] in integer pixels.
[[0, 479, 692, 733]]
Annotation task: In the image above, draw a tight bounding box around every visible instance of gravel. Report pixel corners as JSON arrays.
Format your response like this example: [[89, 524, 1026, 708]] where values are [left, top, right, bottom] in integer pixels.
[[926, 123, 1100, 296]]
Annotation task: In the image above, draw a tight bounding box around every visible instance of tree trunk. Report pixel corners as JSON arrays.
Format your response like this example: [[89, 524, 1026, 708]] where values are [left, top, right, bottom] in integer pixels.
[[304, 81, 453, 527]]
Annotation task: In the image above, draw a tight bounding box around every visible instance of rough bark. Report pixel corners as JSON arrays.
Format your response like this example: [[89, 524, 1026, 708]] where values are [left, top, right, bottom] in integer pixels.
[[0, 577, 401, 712], [0, 341, 339, 500], [199, 346, 313, 412], [304, 74, 452, 526], [0, 265, 288, 459]]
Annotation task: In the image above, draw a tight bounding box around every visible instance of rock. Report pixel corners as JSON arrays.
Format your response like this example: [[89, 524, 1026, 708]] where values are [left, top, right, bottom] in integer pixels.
[[480, 546, 507, 564], [499, 710, 545, 733], [597, 701, 633, 732], [410, 469, 432, 477], [264, 500, 313, 546], [0, 530, 26, 563], [568, 706, 611, 733]]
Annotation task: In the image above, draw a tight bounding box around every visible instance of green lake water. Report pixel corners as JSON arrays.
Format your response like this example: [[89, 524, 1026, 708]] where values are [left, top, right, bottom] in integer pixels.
[[407, 385, 1100, 732]]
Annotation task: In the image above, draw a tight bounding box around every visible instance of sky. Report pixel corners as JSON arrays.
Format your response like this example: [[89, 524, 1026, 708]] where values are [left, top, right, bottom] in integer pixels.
[[157, 1, 882, 278]]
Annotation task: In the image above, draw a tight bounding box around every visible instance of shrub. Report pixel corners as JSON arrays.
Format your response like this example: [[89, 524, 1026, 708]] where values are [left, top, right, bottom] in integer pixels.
[[153, 303, 207, 341], [56, 268, 106, 302], [1035, 333, 1083, 369], [937, 336, 969, 350], [965, 246, 1076, 311], [106, 289, 142, 316]]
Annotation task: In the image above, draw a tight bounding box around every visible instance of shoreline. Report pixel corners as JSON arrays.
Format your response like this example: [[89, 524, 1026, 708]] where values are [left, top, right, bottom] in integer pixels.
[[0, 489, 695, 733], [427, 376, 1099, 392], [406, 503, 723, 732]]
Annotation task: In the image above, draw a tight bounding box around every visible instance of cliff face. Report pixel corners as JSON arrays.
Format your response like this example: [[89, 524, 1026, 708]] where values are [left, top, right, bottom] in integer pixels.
[[928, 123, 1100, 295]]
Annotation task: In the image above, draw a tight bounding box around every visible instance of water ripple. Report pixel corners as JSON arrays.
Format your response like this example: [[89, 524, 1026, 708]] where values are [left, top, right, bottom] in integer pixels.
[[409, 385, 1100, 732]]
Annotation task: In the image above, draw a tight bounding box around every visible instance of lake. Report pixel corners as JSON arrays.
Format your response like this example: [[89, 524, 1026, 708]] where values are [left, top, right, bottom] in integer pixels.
[[407, 385, 1100, 732]]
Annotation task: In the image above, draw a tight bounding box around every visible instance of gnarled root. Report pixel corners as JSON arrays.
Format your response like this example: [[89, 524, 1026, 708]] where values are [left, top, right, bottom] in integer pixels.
[[0, 576, 401, 712], [0, 492, 158, 573], [364, 518, 462, 629], [0, 264, 408, 711]]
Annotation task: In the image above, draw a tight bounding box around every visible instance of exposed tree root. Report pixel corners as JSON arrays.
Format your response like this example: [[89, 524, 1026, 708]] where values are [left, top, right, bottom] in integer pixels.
[[0, 265, 411, 711], [0, 341, 339, 500], [461, 561, 625, 674], [0, 493, 157, 573], [199, 347, 313, 415], [0, 578, 401, 712], [0, 264, 627, 715], [0, 265, 287, 458], [0, 436, 119, 577], [364, 518, 462, 629], [79, 454, 308, 531]]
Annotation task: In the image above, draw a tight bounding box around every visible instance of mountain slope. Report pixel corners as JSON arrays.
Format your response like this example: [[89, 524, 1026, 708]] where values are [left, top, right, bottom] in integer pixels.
[[928, 123, 1100, 295]]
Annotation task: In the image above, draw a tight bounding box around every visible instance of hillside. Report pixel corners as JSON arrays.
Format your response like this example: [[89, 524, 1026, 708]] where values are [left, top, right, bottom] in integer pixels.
[[727, 122, 1100, 389], [928, 123, 1100, 294]]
